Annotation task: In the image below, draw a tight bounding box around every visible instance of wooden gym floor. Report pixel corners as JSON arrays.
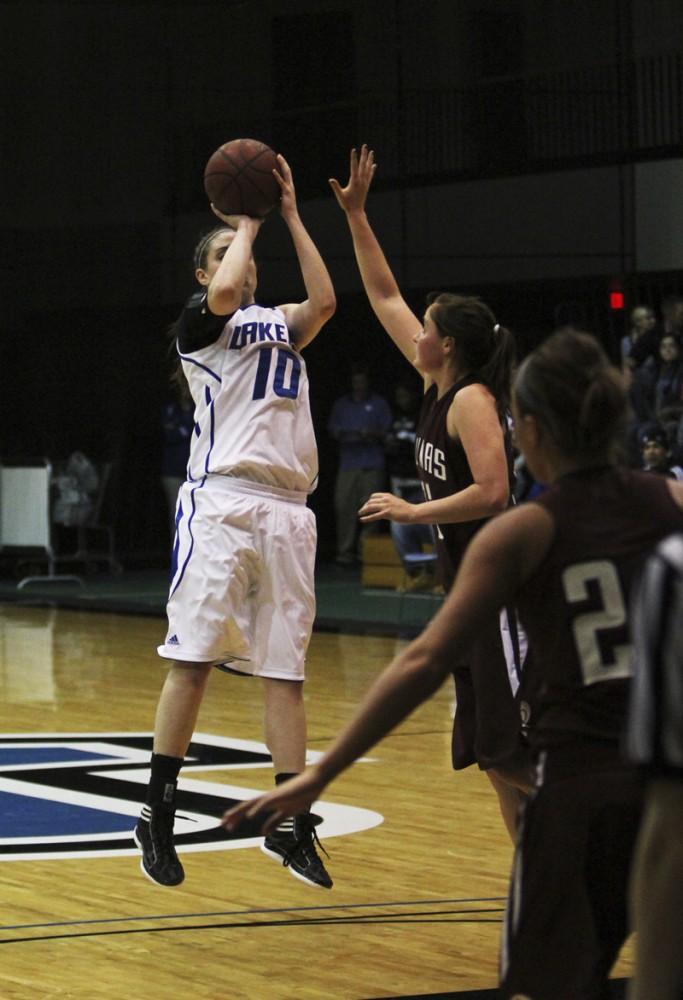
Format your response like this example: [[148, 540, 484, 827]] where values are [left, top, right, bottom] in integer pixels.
[[0, 605, 633, 999]]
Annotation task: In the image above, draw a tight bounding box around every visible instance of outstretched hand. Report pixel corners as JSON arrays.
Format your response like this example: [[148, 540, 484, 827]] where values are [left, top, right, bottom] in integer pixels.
[[359, 492, 417, 524], [273, 153, 298, 220], [222, 767, 326, 835], [329, 145, 377, 215]]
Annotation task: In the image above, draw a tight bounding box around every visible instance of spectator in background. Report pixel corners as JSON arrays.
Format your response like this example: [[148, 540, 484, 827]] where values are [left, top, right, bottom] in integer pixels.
[[52, 451, 99, 528], [629, 293, 683, 369], [628, 328, 683, 437], [327, 367, 392, 565], [385, 381, 436, 592], [639, 424, 683, 480], [160, 393, 194, 538], [653, 334, 683, 428], [621, 304, 656, 368]]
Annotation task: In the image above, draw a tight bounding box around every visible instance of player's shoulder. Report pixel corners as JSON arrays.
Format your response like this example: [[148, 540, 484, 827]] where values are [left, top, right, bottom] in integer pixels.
[[273, 302, 297, 325], [476, 499, 555, 559], [450, 380, 497, 414], [176, 290, 231, 354], [465, 500, 556, 587]]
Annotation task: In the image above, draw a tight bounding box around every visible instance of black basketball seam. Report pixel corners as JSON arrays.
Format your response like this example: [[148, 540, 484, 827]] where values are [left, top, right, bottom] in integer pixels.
[[211, 143, 276, 176]]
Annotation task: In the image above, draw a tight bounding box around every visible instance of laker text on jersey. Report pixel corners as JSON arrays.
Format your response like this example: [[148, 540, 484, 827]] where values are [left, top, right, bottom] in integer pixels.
[[229, 321, 289, 350]]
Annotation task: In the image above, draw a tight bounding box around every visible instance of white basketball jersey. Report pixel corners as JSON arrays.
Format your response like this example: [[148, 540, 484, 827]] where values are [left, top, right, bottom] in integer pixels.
[[180, 303, 318, 493]]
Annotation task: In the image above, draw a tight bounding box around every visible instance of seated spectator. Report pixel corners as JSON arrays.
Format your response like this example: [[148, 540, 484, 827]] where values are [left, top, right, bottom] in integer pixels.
[[53, 451, 99, 528], [628, 330, 683, 436], [640, 424, 683, 480], [654, 334, 683, 428]]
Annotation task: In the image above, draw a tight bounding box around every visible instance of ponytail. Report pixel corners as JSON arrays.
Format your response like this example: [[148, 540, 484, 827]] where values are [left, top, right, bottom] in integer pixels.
[[479, 323, 515, 417]]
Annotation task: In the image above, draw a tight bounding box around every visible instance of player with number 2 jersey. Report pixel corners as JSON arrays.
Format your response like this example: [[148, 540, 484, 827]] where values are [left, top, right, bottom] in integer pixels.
[[222, 330, 683, 997]]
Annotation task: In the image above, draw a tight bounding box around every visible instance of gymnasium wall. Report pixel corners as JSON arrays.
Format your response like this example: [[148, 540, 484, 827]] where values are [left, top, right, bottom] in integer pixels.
[[635, 160, 683, 272], [2, 0, 682, 563]]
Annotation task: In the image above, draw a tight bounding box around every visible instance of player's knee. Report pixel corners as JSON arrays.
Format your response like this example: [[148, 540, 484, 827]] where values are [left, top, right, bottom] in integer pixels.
[[262, 676, 304, 703], [169, 660, 213, 687]]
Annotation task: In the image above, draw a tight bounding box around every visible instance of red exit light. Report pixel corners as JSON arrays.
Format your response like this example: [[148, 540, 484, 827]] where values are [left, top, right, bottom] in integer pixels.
[[609, 291, 625, 310]]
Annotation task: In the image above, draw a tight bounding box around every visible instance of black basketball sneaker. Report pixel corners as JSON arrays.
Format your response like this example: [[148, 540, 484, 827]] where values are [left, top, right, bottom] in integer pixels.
[[133, 804, 185, 887], [261, 813, 332, 889]]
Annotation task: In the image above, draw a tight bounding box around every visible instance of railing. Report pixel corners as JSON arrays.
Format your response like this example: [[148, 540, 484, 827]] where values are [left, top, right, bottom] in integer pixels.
[[185, 49, 682, 207]]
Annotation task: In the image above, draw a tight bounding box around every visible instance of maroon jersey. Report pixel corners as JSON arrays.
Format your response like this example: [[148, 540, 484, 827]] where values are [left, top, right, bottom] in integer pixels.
[[517, 465, 683, 750], [415, 376, 514, 588]]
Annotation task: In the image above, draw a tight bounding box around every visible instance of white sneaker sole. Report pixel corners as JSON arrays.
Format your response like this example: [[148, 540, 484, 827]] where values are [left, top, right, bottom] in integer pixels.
[[133, 827, 184, 888], [260, 842, 330, 889]]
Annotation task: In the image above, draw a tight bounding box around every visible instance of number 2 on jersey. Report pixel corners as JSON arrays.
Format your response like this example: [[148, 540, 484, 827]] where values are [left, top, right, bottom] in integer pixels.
[[562, 560, 632, 686], [252, 347, 301, 401]]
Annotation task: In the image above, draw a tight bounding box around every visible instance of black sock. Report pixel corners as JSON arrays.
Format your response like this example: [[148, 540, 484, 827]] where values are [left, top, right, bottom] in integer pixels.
[[275, 771, 299, 786], [146, 752, 183, 808]]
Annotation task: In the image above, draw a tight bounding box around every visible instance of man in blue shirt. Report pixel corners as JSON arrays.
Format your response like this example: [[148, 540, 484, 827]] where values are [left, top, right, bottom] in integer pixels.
[[328, 368, 392, 564]]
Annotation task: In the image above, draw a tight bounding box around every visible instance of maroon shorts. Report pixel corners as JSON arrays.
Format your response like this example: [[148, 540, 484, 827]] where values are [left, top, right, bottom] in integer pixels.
[[499, 751, 644, 999], [451, 607, 528, 771]]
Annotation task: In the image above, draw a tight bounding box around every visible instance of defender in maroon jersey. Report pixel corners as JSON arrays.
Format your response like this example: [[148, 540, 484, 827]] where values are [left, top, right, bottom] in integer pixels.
[[329, 145, 531, 840]]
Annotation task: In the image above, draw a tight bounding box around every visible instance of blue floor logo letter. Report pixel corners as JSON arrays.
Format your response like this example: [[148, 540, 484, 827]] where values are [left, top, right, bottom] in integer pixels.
[[0, 732, 382, 861]]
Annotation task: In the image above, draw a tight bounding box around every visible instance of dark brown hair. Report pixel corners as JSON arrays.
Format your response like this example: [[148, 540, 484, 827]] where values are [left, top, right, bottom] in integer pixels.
[[167, 226, 235, 399], [192, 225, 234, 270], [426, 292, 514, 416], [514, 329, 628, 459]]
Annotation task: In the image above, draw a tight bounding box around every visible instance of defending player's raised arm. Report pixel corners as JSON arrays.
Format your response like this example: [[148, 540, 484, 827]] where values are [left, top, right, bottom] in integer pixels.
[[223, 502, 552, 835], [204, 212, 262, 315], [330, 146, 422, 367], [274, 155, 336, 349]]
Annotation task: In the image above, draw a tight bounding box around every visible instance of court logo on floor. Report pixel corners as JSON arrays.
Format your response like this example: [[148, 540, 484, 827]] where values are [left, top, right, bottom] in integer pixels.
[[0, 732, 382, 861]]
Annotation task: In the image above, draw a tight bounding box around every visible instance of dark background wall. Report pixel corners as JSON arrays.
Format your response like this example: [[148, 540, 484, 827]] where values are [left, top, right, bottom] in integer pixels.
[[1, 0, 682, 563]]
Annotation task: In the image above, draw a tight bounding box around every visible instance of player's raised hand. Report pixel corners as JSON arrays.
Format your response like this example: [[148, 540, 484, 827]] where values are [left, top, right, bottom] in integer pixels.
[[222, 767, 326, 835], [273, 153, 298, 220], [210, 206, 263, 233], [329, 145, 377, 215]]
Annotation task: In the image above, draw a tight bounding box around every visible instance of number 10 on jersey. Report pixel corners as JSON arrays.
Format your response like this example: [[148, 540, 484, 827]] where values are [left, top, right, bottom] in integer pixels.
[[252, 347, 301, 401]]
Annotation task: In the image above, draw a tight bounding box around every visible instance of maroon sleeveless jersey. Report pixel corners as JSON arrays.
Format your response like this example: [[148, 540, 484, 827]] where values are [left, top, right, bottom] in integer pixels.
[[415, 376, 514, 588], [517, 465, 683, 750]]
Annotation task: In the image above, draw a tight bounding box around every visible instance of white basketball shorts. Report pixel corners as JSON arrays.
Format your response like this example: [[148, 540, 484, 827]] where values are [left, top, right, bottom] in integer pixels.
[[158, 476, 317, 680]]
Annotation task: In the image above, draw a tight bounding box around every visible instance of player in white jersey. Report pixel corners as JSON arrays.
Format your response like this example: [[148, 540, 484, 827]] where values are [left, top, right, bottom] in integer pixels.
[[134, 155, 337, 890]]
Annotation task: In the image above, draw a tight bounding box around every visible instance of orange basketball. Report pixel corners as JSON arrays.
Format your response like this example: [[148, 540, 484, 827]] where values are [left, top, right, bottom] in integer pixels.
[[203, 138, 281, 218]]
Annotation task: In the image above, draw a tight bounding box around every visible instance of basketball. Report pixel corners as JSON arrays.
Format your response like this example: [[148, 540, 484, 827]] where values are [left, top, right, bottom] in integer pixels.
[[203, 138, 281, 218]]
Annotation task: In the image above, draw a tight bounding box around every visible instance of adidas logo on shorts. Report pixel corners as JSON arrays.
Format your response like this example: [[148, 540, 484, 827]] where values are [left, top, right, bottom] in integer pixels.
[[167, 634, 180, 645]]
